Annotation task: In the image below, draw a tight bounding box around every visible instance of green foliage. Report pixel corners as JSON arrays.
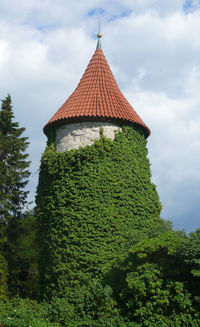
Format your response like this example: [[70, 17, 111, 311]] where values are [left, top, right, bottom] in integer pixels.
[[0, 95, 29, 297], [0, 211, 8, 299], [0, 286, 125, 327], [36, 125, 162, 298], [0, 298, 60, 327], [7, 210, 39, 298], [0, 94, 30, 219], [0, 229, 199, 326], [46, 280, 126, 326], [0, 251, 8, 301], [1, 94, 199, 325], [105, 231, 200, 326], [0, 95, 30, 300], [183, 228, 200, 278]]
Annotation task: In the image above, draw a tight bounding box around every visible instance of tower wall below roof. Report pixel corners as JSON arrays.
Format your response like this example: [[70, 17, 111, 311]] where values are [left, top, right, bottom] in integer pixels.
[[55, 122, 122, 152]]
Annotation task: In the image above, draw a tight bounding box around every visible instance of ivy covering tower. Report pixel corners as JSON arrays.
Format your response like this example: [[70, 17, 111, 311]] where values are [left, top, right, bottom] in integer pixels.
[[36, 34, 162, 298]]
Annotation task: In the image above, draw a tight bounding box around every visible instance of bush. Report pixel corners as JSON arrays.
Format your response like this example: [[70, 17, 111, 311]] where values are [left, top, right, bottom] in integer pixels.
[[47, 279, 126, 326], [0, 252, 8, 301], [0, 298, 59, 327], [105, 231, 200, 326]]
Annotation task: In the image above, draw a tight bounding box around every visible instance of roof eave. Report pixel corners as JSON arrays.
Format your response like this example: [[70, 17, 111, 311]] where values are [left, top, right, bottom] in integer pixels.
[[44, 116, 150, 139]]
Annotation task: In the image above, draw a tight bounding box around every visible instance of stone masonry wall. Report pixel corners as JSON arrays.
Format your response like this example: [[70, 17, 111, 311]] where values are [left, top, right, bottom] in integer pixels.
[[55, 122, 121, 152]]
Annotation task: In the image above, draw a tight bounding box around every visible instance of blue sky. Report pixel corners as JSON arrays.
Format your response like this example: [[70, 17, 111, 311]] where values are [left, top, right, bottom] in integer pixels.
[[88, 6, 132, 21], [183, 0, 200, 12], [0, 0, 200, 232]]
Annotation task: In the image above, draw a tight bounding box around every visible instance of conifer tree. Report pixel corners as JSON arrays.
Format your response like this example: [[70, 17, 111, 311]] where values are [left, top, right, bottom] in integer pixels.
[[0, 94, 30, 297], [0, 94, 30, 218]]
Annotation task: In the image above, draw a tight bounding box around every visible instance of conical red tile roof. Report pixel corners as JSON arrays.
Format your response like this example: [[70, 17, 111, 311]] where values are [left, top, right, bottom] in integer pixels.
[[44, 45, 150, 137]]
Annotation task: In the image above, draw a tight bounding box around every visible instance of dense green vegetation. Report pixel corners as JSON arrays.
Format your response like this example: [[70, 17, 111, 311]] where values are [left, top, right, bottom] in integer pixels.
[[6, 210, 38, 298], [0, 95, 200, 326], [36, 126, 163, 298], [0, 95, 30, 300], [104, 229, 200, 326], [0, 229, 200, 326]]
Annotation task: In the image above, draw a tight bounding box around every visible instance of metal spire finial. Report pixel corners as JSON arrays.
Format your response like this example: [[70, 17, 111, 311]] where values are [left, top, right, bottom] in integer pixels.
[[96, 21, 102, 49], [97, 21, 102, 39]]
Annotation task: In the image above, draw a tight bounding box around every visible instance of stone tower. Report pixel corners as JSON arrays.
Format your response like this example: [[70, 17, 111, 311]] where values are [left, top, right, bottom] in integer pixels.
[[44, 34, 150, 150], [36, 35, 161, 298]]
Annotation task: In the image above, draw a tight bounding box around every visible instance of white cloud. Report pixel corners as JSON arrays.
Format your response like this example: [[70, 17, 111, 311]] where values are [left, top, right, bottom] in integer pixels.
[[116, 0, 186, 15], [0, 40, 9, 63], [125, 87, 200, 231]]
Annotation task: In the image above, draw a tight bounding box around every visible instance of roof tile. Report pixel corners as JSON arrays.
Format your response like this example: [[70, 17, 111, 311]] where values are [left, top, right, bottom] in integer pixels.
[[44, 48, 150, 137]]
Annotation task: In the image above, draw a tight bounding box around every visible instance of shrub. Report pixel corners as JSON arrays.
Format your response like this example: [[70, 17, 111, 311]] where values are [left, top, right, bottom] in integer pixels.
[[105, 231, 200, 326], [0, 298, 59, 327]]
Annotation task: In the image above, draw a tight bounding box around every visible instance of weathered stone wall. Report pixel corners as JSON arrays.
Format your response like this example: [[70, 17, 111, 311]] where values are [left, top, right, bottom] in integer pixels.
[[55, 122, 121, 152]]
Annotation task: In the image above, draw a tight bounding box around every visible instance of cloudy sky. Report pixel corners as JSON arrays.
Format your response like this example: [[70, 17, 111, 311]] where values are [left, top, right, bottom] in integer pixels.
[[0, 0, 199, 232]]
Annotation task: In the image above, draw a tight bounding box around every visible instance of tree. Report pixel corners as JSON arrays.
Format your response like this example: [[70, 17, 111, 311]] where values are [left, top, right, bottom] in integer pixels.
[[105, 230, 200, 326], [0, 94, 30, 219], [7, 210, 39, 299], [0, 94, 30, 298]]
